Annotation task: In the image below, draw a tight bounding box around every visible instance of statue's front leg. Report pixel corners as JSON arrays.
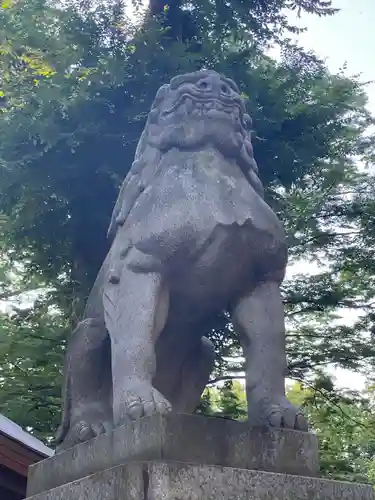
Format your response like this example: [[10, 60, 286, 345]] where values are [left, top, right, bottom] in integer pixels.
[[232, 281, 308, 431], [103, 246, 172, 427]]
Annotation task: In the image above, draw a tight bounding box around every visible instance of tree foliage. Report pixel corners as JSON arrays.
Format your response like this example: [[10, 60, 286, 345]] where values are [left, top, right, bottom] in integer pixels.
[[0, 303, 66, 440], [289, 377, 375, 484], [0, 0, 344, 297]]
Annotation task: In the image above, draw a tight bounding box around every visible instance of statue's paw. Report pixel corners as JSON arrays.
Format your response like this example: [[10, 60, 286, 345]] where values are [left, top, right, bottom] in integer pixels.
[[57, 411, 113, 452], [115, 382, 172, 426], [250, 396, 308, 431], [71, 418, 113, 443]]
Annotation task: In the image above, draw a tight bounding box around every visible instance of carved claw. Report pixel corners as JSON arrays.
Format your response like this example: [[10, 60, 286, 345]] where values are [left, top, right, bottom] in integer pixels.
[[77, 420, 110, 442], [250, 397, 308, 432], [114, 383, 172, 426]]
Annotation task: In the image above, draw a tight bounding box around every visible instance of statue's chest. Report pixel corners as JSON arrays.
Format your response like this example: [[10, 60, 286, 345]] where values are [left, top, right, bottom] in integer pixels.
[[150, 152, 252, 215], [149, 158, 282, 236], [123, 150, 285, 265]]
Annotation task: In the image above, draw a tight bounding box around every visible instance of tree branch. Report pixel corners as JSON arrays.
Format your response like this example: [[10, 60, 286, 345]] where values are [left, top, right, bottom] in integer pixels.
[[294, 378, 371, 429]]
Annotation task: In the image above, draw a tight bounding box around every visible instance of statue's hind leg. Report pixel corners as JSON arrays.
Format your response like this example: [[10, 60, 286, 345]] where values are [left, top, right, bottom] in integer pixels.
[[56, 318, 113, 452], [171, 337, 215, 413], [231, 281, 308, 430], [153, 334, 215, 414]]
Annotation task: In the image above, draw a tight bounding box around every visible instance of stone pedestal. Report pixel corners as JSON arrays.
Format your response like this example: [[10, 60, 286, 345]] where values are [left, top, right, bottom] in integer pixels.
[[26, 414, 374, 500]]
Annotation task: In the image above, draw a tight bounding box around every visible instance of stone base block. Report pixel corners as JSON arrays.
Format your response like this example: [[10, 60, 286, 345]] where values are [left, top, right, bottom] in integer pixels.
[[27, 414, 319, 497], [27, 461, 375, 500]]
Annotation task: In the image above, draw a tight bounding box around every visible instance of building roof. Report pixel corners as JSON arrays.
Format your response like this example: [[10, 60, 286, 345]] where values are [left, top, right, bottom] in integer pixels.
[[0, 414, 54, 457]]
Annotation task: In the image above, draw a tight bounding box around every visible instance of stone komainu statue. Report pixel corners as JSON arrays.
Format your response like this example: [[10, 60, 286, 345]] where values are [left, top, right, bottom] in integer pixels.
[[55, 70, 307, 452]]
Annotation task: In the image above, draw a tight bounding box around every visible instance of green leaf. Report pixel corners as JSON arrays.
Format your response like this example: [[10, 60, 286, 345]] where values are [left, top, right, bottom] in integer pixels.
[[1, 0, 13, 8]]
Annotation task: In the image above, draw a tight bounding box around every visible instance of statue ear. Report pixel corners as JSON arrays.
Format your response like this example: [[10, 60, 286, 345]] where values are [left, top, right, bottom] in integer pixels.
[[244, 113, 253, 130], [135, 131, 148, 160], [152, 84, 170, 110]]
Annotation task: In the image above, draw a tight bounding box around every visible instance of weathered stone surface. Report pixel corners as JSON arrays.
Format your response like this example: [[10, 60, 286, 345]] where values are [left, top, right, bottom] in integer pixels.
[[56, 70, 307, 454], [27, 461, 375, 500], [27, 414, 319, 497]]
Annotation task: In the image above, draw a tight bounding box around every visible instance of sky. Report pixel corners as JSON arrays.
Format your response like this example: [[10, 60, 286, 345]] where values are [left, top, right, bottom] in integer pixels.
[[283, 0, 375, 391], [287, 0, 375, 115]]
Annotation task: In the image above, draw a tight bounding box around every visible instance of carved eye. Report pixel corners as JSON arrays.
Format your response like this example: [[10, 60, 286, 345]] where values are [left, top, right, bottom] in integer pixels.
[[197, 80, 209, 90], [220, 83, 230, 95]]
